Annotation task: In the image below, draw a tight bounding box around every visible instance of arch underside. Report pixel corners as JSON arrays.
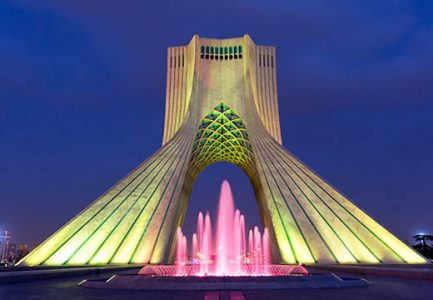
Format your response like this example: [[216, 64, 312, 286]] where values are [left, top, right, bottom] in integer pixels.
[[19, 104, 427, 266]]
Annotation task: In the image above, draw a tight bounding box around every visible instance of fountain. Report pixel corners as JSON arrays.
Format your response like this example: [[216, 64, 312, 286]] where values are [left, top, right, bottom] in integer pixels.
[[139, 180, 307, 277], [173, 180, 273, 276]]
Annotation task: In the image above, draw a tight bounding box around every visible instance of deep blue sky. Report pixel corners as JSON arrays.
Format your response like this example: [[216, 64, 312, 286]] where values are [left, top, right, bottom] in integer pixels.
[[1, 0, 433, 247]]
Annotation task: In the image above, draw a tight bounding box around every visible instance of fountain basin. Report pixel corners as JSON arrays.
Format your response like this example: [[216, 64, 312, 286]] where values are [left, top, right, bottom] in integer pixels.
[[79, 272, 369, 290], [138, 264, 308, 277]]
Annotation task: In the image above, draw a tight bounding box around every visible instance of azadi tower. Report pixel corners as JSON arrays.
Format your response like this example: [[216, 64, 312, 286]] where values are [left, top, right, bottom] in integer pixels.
[[20, 35, 427, 266]]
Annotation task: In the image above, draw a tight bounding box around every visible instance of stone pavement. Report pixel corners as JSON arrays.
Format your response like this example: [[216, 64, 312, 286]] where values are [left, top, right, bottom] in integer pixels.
[[1, 271, 433, 300]]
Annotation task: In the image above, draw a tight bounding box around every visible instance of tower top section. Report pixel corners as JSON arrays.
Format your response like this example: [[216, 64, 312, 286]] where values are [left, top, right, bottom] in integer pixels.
[[162, 34, 282, 145], [177, 34, 254, 44], [169, 34, 275, 58]]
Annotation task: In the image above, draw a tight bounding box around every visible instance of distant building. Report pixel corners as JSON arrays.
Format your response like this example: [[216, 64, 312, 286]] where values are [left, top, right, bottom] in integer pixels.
[[15, 243, 29, 262], [8, 243, 17, 255]]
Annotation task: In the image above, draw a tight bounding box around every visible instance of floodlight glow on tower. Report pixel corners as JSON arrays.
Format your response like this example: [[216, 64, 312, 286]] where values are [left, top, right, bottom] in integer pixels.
[[18, 35, 428, 266]]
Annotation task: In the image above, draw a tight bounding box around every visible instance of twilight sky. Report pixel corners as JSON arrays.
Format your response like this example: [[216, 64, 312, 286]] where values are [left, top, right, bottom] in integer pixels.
[[1, 0, 433, 246]]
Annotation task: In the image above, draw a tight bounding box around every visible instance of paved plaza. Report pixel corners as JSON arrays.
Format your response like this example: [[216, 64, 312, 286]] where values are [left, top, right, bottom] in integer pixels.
[[1, 271, 432, 300]]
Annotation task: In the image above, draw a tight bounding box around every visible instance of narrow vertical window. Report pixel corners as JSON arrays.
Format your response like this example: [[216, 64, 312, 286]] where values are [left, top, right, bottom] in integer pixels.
[[271, 56, 274, 68], [239, 45, 243, 59], [259, 54, 261, 66], [267, 54, 270, 67], [170, 56, 172, 68]]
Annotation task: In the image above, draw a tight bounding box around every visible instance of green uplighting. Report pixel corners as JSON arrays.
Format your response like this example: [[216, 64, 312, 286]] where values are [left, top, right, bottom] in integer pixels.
[[190, 103, 254, 172]]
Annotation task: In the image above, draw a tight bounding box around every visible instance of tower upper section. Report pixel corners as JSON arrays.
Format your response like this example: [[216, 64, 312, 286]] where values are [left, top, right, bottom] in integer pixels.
[[162, 35, 282, 145]]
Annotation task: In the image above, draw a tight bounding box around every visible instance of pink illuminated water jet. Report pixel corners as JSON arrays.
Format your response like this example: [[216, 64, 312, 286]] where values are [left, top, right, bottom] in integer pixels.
[[175, 180, 272, 276]]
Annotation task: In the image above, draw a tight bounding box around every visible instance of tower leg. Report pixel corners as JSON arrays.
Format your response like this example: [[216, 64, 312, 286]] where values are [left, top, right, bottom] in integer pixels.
[[19, 128, 194, 266], [250, 127, 426, 264]]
